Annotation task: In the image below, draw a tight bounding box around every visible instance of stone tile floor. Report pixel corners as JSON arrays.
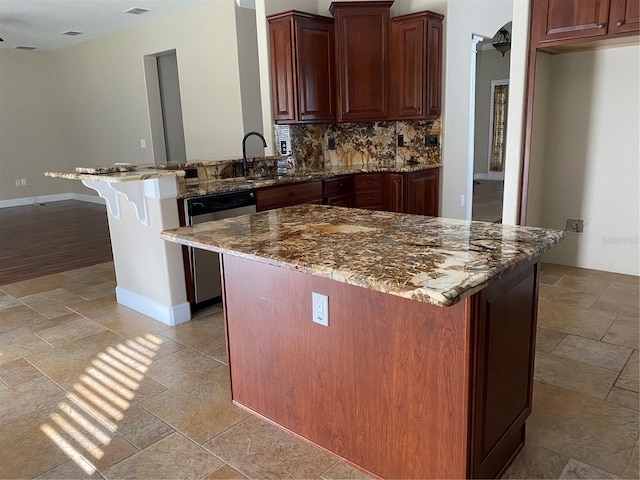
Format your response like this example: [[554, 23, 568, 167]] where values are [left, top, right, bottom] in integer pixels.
[[0, 261, 637, 479]]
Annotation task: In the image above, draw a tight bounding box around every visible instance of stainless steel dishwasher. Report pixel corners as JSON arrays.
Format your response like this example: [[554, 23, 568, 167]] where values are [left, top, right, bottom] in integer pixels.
[[184, 190, 256, 306]]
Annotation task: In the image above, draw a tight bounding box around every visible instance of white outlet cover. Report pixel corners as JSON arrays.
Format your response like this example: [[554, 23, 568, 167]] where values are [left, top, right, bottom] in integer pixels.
[[312, 292, 329, 326]]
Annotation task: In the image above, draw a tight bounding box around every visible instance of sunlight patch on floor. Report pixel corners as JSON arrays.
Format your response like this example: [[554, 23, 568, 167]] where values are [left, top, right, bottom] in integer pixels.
[[40, 333, 162, 474]]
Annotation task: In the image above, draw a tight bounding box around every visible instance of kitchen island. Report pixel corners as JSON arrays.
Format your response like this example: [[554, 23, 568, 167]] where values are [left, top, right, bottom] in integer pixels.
[[161, 205, 563, 479]]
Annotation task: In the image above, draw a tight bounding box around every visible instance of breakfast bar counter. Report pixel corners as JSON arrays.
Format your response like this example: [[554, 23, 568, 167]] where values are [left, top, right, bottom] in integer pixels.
[[161, 204, 563, 479]]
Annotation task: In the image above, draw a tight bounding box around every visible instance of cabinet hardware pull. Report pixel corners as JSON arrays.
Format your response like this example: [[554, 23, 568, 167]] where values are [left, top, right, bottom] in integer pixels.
[[415, 107, 421, 111], [338, 183, 343, 187], [617, 20, 624, 26], [597, 22, 606, 28], [367, 196, 372, 200]]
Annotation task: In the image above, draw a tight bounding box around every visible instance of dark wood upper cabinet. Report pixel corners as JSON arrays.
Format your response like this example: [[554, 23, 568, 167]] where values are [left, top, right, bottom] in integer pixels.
[[330, 1, 393, 122], [425, 15, 443, 118], [611, 0, 640, 34], [536, 0, 610, 43], [267, 11, 335, 124], [533, 0, 639, 47], [390, 11, 443, 120]]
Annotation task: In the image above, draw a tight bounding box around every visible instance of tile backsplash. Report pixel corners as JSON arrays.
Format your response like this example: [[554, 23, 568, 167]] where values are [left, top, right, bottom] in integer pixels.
[[277, 118, 442, 172]]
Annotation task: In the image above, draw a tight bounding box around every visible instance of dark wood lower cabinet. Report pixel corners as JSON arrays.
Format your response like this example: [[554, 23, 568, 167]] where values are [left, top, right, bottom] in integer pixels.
[[257, 169, 439, 215], [382, 173, 404, 212], [405, 168, 439, 215], [355, 173, 384, 209], [323, 175, 354, 206], [469, 260, 540, 478], [221, 254, 541, 479], [256, 180, 323, 211]]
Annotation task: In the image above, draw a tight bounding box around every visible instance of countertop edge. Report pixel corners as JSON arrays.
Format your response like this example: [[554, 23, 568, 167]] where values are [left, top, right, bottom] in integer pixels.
[[160, 225, 562, 308], [45, 170, 186, 182]]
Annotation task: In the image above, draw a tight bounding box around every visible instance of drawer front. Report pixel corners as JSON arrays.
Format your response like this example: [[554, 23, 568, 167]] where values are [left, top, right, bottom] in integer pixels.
[[356, 190, 383, 208], [356, 173, 383, 190], [326, 193, 354, 207], [257, 181, 323, 210], [324, 175, 354, 196]]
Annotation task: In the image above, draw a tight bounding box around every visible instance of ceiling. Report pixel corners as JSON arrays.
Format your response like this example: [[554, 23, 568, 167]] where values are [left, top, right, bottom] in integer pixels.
[[0, 0, 223, 52]]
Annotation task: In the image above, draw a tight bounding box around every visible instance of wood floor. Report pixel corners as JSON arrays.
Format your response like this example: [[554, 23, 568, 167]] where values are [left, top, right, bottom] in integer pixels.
[[0, 200, 113, 285], [472, 180, 504, 223]]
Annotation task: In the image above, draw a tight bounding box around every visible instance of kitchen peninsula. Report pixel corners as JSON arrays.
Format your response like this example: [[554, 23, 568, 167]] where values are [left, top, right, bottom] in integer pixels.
[[45, 161, 440, 324], [161, 204, 564, 479]]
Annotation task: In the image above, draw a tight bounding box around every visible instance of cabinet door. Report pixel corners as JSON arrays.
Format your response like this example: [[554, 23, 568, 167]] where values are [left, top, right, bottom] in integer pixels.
[[269, 16, 297, 123], [425, 15, 443, 118], [390, 15, 426, 120], [390, 12, 443, 120], [331, 2, 393, 122], [469, 261, 540, 479], [611, 0, 640, 34], [295, 17, 335, 122], [535, 0, 610, 43], [383, 173, 404, 212], [405, 169, 439, 216]]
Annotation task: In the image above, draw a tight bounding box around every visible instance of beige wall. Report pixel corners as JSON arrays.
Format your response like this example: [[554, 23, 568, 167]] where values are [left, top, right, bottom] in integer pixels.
[[527, 46, 640, 275], [524, 51, 551, 228], [474, 47, 511, 175], [1, 1, 258, 202], [0, 51, 72, 199]]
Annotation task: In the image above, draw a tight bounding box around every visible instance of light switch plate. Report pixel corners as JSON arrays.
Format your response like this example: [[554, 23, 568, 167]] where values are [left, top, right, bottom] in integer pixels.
[[312, 292, 329, 326]]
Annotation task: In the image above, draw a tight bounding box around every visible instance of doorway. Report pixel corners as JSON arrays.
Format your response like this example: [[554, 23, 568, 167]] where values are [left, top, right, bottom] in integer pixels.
[[471, 24, 511, 223], [144, 50, 187, 164]]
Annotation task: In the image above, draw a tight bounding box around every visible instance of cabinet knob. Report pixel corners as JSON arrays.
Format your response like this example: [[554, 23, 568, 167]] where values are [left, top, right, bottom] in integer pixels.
[[395, 179, 401, 183], [415, 107, 421, 111], [338, 183, 343, 188], [367, 196, 372, 200], [617, 20, 625, 26], [597, 22, 606, 28]]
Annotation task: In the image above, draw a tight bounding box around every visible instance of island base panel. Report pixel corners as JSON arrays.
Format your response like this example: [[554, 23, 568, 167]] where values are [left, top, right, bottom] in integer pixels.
[[469, 260, 540, 478], [221, 255, 472, 480]]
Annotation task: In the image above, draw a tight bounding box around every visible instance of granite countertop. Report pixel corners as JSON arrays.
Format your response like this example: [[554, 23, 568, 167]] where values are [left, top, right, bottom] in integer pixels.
[[178, 162, 441, 198], [161, 204, 564, 307], [46, 161, 440, 197]]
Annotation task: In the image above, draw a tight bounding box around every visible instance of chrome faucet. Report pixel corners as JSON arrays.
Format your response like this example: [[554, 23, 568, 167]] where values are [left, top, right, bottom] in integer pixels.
[[242, 131, 267, 177]]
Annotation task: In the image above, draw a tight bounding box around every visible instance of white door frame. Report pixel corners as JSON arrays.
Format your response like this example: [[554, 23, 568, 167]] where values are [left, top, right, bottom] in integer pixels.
[[467, 34, 487, 220]]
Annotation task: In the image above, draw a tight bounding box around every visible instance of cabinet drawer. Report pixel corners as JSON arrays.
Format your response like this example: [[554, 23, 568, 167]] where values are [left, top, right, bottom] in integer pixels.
[[257, 181, 323, 211], [326, 193, 354, 207], [356, 173, 383, 190], [356, 190, 383, 208], [324, 175, 354, 196]]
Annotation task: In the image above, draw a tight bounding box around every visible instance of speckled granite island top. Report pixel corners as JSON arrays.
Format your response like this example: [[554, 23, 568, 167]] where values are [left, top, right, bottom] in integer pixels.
[[161, 204, 564, 307]]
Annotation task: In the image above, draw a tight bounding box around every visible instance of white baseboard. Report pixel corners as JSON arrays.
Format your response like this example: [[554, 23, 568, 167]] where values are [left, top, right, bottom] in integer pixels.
[[72, 192, 106, 205], [0, 192, 105, 208], [115, 286, 192, 326]]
